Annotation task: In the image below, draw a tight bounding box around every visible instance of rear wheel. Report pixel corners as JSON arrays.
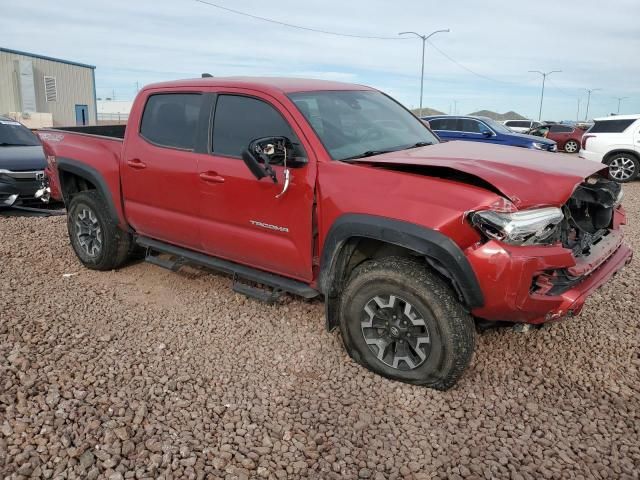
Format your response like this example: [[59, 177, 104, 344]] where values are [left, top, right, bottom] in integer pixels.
[[606, 153, 639, 183], [564, 140, 579, 153], [67, 190, 133, 270], [339, 257, 475, 390]]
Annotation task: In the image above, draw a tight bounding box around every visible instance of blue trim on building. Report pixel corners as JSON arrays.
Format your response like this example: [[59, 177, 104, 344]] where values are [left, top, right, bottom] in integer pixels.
[[0, 47, 96, 70], [91, 68, 98, 123]]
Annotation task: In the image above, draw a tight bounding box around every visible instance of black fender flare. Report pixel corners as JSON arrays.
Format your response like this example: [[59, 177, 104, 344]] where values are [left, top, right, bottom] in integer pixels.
[[57, 157, 120, 225], [319, 214, 484, 330]]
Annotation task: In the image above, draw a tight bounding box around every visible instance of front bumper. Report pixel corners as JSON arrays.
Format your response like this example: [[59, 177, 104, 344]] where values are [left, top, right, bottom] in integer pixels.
[[579, 149, 603, 163], [466, 229, 632, 324], [0, 171, 46, 208]]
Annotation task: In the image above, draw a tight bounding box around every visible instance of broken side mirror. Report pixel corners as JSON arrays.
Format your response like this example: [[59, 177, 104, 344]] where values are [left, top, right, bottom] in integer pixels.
[[242, 136, 303, 198]]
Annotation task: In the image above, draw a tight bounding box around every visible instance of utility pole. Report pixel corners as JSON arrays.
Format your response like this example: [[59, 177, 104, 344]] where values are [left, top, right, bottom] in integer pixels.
[[576, 98, 581, 122], [615, 96, 628, 114], [399, 29, 450, 118], [584, 88, 602, 121], [528, 70, 561, 121], [453, 100, 458, 115]]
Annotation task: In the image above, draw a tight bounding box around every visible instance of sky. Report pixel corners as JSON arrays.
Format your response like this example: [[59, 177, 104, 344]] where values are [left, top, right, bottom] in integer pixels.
[[2, 0, 639, 120]]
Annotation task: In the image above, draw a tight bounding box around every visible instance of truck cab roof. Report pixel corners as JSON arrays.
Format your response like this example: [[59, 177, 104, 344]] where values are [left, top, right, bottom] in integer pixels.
[[144, 76, 374, 95]]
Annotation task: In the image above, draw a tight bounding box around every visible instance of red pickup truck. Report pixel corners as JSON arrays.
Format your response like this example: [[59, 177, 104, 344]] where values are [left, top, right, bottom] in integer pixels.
[[39, 77, 632, 390]]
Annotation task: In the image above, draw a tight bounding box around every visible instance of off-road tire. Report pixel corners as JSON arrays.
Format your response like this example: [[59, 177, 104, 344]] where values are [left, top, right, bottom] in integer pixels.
[[339, 256, 475, 390], [67, 190, 133, 271]]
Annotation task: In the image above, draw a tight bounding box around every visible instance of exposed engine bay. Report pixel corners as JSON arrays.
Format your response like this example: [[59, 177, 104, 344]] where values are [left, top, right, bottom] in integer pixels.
[[561, 176, 621, 257]]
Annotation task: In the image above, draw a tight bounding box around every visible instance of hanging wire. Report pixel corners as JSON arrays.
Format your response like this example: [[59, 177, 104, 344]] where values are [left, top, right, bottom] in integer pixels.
[[195, 0, 543, 88], [425, 40, 519, 85], [195, 0, 407, 39]]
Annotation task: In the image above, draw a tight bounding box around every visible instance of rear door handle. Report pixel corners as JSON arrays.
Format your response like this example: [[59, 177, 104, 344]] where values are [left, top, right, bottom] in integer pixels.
[[199, 171, 225, 183], [127, 158, 147, 169]]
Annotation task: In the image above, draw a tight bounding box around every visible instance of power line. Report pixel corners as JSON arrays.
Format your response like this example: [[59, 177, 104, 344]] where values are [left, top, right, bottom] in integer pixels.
[[195, 0, 538, 88], [195, 0, 406, 39], [426, 40, 520, 85]]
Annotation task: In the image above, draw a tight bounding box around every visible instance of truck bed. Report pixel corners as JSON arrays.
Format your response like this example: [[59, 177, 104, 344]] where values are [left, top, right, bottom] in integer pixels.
[[51, 124, 126, 140], [38, 125, 127, 225]]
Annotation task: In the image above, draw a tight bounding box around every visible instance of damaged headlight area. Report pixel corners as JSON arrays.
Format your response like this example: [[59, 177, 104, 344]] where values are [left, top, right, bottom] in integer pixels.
[[470, 207, 564, 246]]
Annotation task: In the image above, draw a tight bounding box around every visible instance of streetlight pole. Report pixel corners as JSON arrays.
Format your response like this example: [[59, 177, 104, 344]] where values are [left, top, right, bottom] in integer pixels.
[[399, 29, 450, 117], [576, 98, 581, 122], [615, 96, 628, 114], [528, 70, 561, 121], [584, 88, 602, 121]]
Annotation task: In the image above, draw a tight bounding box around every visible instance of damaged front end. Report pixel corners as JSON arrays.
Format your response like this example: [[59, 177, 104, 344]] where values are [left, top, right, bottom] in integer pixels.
[[34, 177, 51, 203], [561, 176, 622, 258], [533, 177, 627, 297], [467, 174, 632, 324]]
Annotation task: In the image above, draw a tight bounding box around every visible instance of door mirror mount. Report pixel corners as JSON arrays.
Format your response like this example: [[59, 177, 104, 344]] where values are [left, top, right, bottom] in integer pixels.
[[242, 136, 297, 198]]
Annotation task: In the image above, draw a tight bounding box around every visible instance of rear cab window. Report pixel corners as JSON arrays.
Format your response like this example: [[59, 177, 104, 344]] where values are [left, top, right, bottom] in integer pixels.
[[140, 93, 204, 150]]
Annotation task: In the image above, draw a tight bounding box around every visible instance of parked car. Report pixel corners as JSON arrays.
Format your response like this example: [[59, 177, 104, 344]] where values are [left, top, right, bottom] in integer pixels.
[[527, 123, 584, 153], [0, 116, 48, 208], [39, 78, 631, 390], [579, 114, 640, 182], [503, 119, 542, 133], [423, 115, 557, 152]]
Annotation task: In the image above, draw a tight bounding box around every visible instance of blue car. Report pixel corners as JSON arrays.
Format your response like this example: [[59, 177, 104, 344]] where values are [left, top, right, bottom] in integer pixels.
[[422, 115, 558, 152]]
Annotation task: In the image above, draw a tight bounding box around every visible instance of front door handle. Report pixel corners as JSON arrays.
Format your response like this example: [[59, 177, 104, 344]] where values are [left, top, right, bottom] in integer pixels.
[[127, 158, 147, 169], [199, 171, 225, 184]]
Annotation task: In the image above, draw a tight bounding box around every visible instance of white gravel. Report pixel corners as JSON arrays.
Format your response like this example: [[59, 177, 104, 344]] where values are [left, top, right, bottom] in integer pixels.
[[1, 183, 640, 479]]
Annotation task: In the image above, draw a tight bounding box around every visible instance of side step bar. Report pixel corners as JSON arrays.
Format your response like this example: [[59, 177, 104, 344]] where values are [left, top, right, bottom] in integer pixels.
[[136, 236, 319, 300]]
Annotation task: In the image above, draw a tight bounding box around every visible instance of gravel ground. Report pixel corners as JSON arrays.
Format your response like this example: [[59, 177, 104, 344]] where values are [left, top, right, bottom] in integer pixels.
[[2, 185, 640, 480]]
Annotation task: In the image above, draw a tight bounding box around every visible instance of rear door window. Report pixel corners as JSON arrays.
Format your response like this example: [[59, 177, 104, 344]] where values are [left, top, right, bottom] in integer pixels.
[[549, 125, 573, 133], [459, 119, 483, 133], [140, 94, 203, 150], [589, 119, 635, 133], [429, 118, 459, 131], [212, 95, 296, 158]]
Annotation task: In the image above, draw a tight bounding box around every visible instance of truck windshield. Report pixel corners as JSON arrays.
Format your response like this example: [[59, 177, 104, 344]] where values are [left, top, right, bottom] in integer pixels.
[[0, 120, 41, 147], [288, 91, 438, 161]]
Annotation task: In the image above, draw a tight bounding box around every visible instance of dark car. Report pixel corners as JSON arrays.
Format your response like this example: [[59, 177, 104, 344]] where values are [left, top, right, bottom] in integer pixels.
[[527, 124, 584, 154], [0, 116, 47, 208], [423, 115, 558, 152]]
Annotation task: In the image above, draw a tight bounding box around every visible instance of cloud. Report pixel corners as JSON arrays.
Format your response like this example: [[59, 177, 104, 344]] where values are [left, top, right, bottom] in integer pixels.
[[3, 0, 639, 118]]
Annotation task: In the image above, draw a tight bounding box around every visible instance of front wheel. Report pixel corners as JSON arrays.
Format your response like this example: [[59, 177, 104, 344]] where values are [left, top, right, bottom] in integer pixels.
[[339, 257, 475, 390], [606, 154, 639, 183], [564, 140, 579, 153]]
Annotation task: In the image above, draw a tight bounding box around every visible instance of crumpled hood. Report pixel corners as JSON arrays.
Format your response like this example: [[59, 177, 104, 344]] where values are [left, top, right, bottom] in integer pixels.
[[351, 141, 606, 208], [0, 145, 46, 171]]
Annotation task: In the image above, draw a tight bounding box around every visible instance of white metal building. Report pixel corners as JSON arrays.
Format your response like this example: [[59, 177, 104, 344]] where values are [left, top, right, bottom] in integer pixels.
[[0, 47, 97, 127]]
